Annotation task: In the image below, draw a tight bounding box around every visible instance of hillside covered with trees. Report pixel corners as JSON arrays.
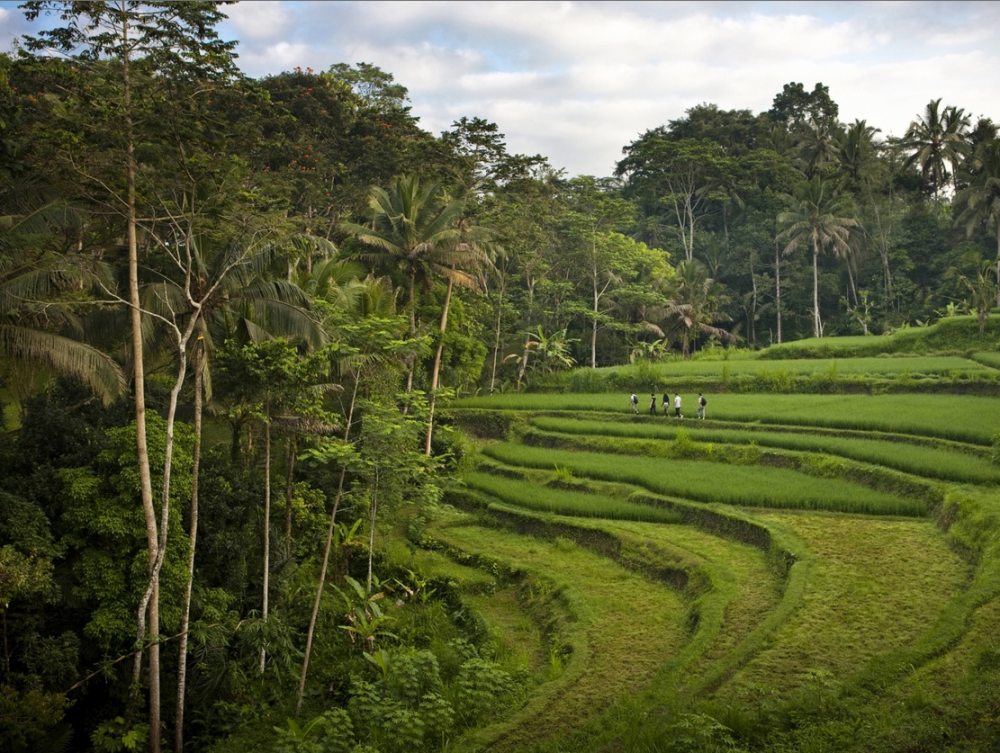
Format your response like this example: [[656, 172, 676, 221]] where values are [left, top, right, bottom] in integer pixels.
[[2, 3, 999, 753]]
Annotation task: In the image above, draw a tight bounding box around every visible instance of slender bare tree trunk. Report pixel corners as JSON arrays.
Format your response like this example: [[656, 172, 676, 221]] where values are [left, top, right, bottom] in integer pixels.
[[749, 249, 758, 347], [870, 196, 894, 305], [405, 269, 417, 396], [516, 279, 536, 390], [367, 466, 379, 595], [846, 260, 859, 308], [591, 235, 599, 368], [296, 377, 359, 714], [775, 238, 782, 344], [121, 20, 161, 749], [812, 241, 823, 338], [175, 340, 203, 753], [425, 277, 454, 455], [284, 437, 297, 547], [259, 412, 271, 674], [489, 278, 506, 394]]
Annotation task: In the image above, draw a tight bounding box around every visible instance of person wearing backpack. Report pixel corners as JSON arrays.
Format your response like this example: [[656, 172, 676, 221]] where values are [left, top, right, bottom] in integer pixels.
[[630, 393, 639, 414], [697, 393, 707, 420]]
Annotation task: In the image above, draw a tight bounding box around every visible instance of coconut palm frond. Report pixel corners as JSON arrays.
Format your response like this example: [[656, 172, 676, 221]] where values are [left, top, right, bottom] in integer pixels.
[[242, 298, 325, 349], [0, 324, 126, 404], [288, 233, 338, 260]]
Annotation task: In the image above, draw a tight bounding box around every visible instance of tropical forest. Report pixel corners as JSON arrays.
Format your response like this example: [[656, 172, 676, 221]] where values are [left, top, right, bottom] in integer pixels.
[[2, 3, 1000, 753]]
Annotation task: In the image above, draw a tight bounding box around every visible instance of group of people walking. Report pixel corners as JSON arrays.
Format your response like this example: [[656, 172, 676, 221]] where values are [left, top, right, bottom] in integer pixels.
[[630, 391, 707, 419]]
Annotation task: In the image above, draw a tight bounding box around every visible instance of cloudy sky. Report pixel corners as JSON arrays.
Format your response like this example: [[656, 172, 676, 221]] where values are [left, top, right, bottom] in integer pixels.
[[3, 1, 999, 177]]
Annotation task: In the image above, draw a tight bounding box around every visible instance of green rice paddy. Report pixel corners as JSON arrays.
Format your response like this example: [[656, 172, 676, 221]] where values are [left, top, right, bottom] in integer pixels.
[[453, 392, 1000, 444], [418, 343, 1000, 752], [527, 416, 1000, 483], [481, 442, 923, 516]]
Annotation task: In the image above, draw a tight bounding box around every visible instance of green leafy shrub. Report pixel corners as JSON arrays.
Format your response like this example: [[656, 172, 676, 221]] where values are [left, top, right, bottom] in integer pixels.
[[384, 650, 443, 705], [273, 709, 354, 753], [452, 658, 519, 725]]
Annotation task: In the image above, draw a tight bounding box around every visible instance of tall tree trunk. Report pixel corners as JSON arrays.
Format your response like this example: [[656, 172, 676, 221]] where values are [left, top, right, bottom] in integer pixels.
[[686, 196, 696, 262], [405, 268, 417, 395], [749, 249, 758, 348], [870, 194, 894, 306], [175, 339, 204, 753], [489, 278, 505, 394], [367, 466, 379, 595], [296, 376, 359, 714], [516, 278, 536, 390], [775, 238, 782, 344], [259, 411, 271, 674], [284, 436, 297, 548], [846, 260, 859, 308], [425, 277, 454, 456], [591, 236, 599, 368], [122, 23, 160, 750], [812, 241, 823, 338]]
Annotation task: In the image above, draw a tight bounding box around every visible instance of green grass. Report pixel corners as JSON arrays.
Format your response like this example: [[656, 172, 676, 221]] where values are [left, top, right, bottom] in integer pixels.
[[480, 442, 923, 516], [462, 471, 684, 523], [602, 519, 783, 681], [596, 355, 991, 379], [443, 351, 1000, 752], [716, 511, 970, 700], [453, 392, 1000, 444], [528, 415, 1000, 484], [972, 351, 1000, 369], [432, 520, 688, 753], [756, 315, 1000, 358]]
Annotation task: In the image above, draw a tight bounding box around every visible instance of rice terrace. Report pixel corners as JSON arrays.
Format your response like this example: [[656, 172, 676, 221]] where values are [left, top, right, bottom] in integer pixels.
[[405, 317, 1000, 753]]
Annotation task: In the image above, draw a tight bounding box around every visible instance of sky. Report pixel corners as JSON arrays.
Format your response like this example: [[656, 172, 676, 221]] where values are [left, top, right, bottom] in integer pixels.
[[3, 0, 1000, 177]]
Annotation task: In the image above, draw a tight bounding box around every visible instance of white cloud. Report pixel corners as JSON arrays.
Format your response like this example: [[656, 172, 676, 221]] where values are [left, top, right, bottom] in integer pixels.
[[5, 0, 1000, 176], [225, 1, 292, 41], [238, 41, 312, 74]]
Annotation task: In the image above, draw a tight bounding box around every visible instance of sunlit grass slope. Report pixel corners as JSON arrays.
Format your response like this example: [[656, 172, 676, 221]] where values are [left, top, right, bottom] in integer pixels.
[[453, 392, 1000, 444], [481, 442, 922, 516], [527, 416, 1000, 483], [431, 520, 688, 753]]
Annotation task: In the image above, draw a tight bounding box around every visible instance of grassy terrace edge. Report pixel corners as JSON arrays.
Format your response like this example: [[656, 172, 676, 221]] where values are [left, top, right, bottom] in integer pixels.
[[448, 393, 1000, 444]]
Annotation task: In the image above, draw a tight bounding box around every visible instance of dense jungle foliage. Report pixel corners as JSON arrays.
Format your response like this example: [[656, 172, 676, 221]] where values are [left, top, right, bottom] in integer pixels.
[[2, 3, 1000, 753]]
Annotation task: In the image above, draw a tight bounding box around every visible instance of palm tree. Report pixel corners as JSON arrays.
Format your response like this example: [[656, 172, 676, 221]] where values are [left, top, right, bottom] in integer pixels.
[[955, 138, 1000, 305], [901, 99, 970, 197], [959, 261, 997, 333], [663, 259, 732, 357], [796, 121, 841, 178], [777, 177, 859, 338], [839, 120, 898, 302], [509, 325, 578, 375], [423, 214, 491, 454], [341, 175, 465, 393], [341, 176, 490, 454], [838, 120, 879, 190], [0, 207, 126, 411]]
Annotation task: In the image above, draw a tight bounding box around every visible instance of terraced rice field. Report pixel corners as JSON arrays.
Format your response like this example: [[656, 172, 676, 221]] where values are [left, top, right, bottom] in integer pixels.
[[414, 384, 1000, 752], [590, 354, 996, 379]]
